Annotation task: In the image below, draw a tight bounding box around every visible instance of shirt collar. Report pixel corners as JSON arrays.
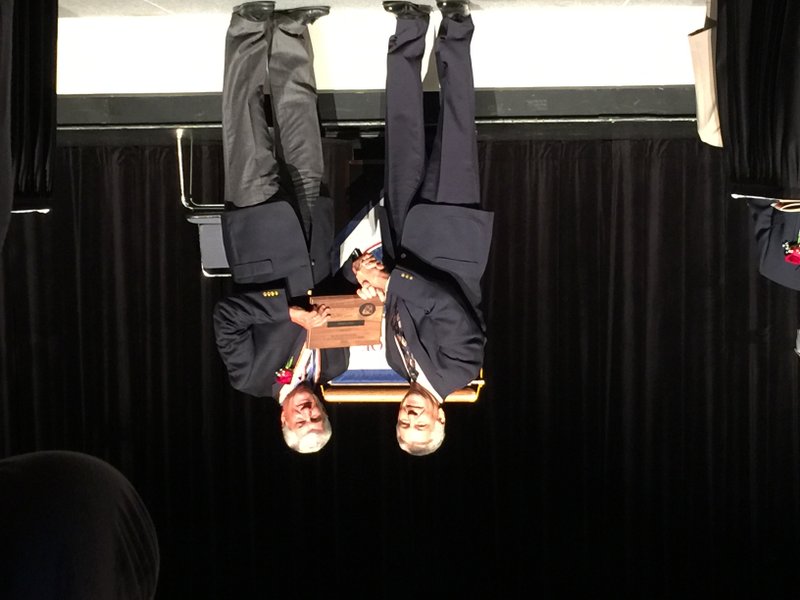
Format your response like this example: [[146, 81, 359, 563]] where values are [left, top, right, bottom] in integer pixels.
[[278, 346, 319, 405]]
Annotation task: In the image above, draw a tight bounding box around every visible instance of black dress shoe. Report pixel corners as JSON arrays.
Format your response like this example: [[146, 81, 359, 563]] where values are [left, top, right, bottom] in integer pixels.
[[437, 0, 469, 21], [277, 6, 330, 26], [233, 1, 275, 21], [383, 1, 433, 19]]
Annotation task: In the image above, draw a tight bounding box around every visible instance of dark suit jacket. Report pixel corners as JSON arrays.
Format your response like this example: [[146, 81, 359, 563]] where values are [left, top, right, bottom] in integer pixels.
[[383, 202, 494, 399], [216, 194, 348, 397], [221, 195, 334, 295], [749, 199, 800, 291], [214, 288, 349, 398], [385, 264, 485, 399]]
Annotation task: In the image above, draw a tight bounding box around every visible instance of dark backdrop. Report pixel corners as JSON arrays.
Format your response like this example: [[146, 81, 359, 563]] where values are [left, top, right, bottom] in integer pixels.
[[1, 133, 798, 598], [10, 0, 57, 200]]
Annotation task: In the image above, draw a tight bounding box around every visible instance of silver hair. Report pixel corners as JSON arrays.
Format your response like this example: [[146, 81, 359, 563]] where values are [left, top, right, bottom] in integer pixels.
[[397, 383, 446, 456], [282, 412, 332, 454], [397, 420, 445, 456]]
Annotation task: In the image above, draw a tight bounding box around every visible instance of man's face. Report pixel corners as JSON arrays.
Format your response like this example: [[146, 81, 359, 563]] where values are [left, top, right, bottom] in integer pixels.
[[396, 391, 444, 445], [281, 386, 325, 436]]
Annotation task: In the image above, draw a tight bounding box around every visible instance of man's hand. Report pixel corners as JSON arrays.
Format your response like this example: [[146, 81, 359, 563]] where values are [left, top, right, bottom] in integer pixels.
[[352, 251, 384, 280], [353, 252, 389, 299], [357, 281, 386, 302], [353, 251, 383, 273], [289, 305, 332, 331]]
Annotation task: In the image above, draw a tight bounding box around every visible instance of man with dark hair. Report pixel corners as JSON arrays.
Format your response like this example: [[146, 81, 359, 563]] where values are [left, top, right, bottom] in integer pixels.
[[213, 2, 347, 453], [0, 451, 160, 599], [353, 0, 493, 456]]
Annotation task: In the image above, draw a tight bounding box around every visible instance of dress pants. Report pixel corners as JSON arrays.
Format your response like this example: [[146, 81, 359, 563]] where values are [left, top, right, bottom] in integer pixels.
[[222, 11, 324, 238], [384, 13, 479, 243], [0, 451, 160, 600]]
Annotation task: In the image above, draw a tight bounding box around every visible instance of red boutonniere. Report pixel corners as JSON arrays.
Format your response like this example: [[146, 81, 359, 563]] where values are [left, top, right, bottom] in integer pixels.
[[783, 231, 800, 265], [275, 357, 295, 385]]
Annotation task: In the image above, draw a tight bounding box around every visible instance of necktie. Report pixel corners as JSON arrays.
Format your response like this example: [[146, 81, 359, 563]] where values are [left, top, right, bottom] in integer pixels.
[[391, 308, 418, 382], [305, 349, 318, 383]]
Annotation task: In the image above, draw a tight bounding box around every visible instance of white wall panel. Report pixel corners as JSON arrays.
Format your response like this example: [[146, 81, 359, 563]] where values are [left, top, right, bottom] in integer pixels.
[[56, 5, 707, 94]]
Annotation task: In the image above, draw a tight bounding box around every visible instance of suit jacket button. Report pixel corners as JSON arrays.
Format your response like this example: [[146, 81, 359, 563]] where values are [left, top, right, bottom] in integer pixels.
[[400, 253, 406, 259], [311, 260, 315, 266]]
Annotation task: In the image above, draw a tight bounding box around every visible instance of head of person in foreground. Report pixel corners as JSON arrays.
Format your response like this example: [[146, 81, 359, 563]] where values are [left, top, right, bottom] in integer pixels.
[[396, 383, 446, 456], [281, 382, 332, 453]]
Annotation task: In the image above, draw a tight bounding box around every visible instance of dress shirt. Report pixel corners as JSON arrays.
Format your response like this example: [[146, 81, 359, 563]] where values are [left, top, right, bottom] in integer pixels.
[[278, 345, 320, 405]]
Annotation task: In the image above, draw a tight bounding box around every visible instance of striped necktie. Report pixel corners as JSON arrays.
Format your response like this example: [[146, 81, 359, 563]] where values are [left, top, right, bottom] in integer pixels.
[[391, 308, 418, 382]]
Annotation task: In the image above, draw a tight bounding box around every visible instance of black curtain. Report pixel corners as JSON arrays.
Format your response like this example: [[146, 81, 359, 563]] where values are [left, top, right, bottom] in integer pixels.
[[715, 0, 800, 198], [0, 0, 13, 251], [0, 0, 57, 251], [10, 0, 57, 199], [1, 135, 798, 597]]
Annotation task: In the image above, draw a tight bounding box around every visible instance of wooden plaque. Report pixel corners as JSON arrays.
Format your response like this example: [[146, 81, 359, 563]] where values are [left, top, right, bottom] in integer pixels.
[[308, 295, 384, 349]]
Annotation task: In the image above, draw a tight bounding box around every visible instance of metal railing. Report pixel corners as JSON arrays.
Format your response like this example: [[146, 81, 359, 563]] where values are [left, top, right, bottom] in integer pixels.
[[176, 128, 225, 211]]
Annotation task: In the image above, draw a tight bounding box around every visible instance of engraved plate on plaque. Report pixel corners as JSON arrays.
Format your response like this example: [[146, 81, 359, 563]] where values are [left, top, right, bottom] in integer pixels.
[[307, 295, 384, 349]]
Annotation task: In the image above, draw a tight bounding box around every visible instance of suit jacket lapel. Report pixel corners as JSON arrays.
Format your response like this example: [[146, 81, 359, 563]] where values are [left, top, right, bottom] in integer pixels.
[[403, 313, 446, 397], [389, 299, 439, 390], [384, 295, 407, 377]]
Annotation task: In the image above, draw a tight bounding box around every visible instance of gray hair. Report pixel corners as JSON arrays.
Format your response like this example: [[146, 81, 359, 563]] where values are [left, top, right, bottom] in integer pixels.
[[397, 383, 446, 456], [397, 420, 445, 456], [282, 412, 332, 453]]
